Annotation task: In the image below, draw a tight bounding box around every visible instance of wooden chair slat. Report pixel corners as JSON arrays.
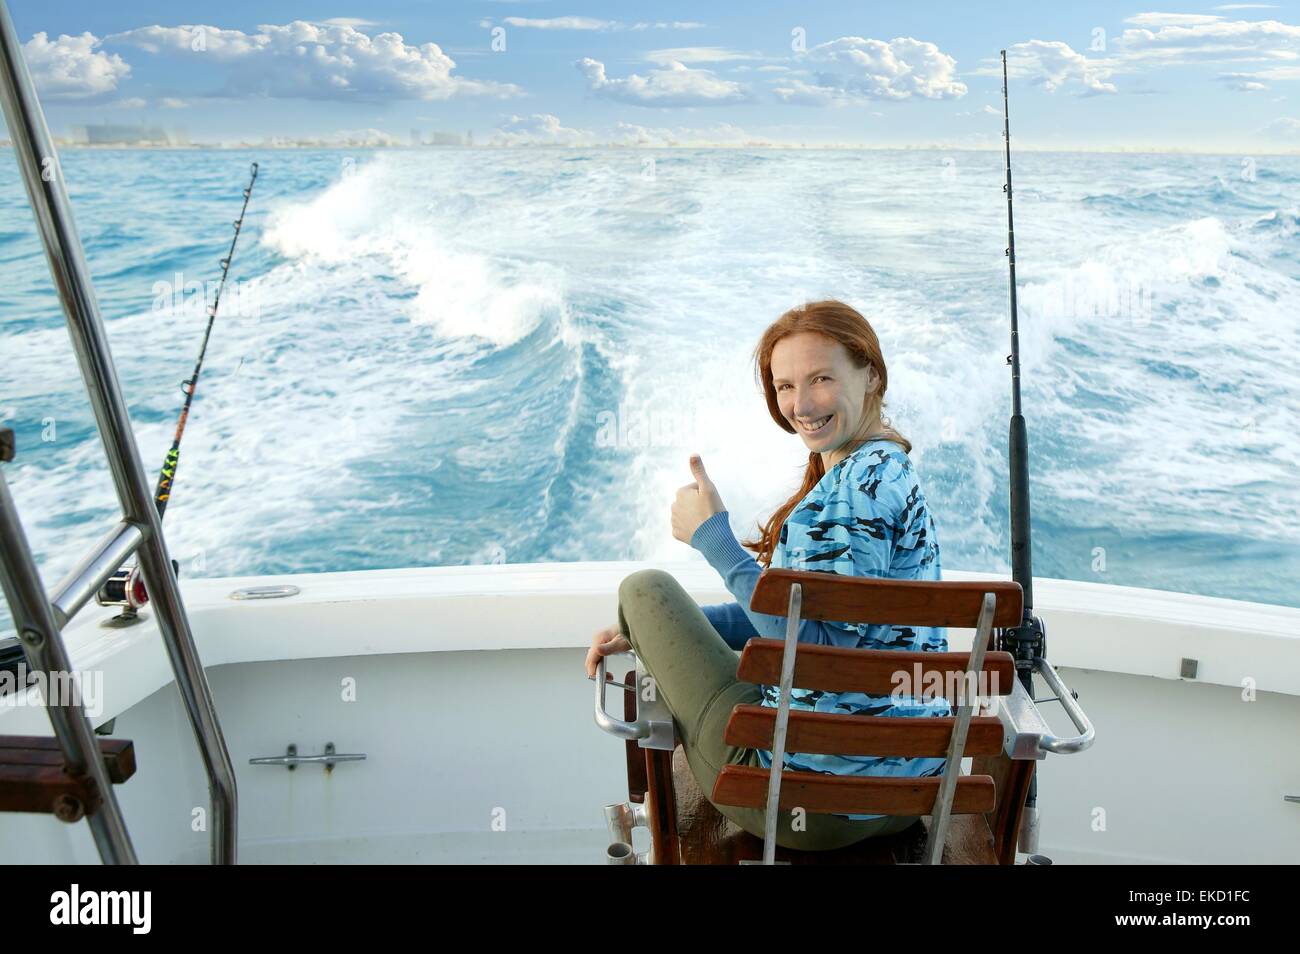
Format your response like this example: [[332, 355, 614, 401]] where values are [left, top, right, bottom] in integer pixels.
[[736, 641, 1016, 695], [668, 746, 935, 864], [722, 705, 1005, 757], [0, 763, 100, 815], [712, 764, 996, 816], [751, 569, 1023, 628], [0, 735, 135, 784]]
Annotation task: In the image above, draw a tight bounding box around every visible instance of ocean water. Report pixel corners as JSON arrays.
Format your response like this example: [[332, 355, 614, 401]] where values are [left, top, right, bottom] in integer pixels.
[[0, 147, 1296, 637]]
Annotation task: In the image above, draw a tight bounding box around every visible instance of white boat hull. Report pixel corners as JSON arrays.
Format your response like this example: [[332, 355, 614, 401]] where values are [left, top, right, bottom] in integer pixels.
[[3, 561, 1298, 864]]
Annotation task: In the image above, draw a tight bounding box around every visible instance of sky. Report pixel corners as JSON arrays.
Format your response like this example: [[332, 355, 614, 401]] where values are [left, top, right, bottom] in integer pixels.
[[7, 0, 1300, 150]]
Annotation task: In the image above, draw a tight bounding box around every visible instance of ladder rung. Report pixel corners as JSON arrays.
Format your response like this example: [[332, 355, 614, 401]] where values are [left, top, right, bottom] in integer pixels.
[[49, 519, 145, 629]]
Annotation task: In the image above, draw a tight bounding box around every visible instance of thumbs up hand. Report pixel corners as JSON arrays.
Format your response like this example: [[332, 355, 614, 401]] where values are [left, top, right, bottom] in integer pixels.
[[671, 455, 726, 545]]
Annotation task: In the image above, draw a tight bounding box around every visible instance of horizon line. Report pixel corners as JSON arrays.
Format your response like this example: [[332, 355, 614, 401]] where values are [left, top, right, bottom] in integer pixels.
[[10, 142, 1300, 157]]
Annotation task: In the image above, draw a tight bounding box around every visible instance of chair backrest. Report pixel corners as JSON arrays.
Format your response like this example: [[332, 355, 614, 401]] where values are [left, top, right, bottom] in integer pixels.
[[710, 569, 1024, 853]]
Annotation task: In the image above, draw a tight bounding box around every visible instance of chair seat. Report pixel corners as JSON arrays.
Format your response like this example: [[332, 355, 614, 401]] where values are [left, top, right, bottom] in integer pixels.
[[667, 746, 998, 865]]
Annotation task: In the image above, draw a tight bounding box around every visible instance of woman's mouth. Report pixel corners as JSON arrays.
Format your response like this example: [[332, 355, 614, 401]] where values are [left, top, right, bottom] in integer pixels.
[[798, 414, 833, 434]]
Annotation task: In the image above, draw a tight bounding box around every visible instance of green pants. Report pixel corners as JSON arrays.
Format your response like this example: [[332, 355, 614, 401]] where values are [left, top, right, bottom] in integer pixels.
[[617, 568, 920, 851]]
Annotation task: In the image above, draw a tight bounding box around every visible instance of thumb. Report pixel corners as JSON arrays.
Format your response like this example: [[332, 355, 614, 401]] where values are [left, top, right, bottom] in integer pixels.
[[689, 454, 711, 486]]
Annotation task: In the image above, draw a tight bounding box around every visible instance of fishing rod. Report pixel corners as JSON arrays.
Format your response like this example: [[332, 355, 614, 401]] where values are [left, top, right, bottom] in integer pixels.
[[154, 161, 259, 518], [998, 49, 1048, 855], [96, 161, 260, 621]]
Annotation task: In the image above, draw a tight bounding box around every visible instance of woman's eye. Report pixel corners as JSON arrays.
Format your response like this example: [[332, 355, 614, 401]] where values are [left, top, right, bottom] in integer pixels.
[[778, 377, 829, 391]]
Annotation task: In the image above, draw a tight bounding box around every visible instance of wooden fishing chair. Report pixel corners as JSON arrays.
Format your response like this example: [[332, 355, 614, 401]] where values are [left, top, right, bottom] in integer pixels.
[[610, 568, 1033, 865]]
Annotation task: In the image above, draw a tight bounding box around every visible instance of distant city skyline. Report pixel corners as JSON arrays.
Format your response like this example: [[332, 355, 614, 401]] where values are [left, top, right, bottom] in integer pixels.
[[6, 1, 1300, 152]]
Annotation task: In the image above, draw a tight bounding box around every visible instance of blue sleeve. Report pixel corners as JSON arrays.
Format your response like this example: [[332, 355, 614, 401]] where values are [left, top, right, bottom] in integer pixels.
[[690, 450, 917, 648], [700, 602, 759, 650], [690, 511, 841, 645]]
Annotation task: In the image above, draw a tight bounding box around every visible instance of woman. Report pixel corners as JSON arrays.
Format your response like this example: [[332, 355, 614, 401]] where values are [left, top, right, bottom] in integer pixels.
[[584, 299, 949, 851]]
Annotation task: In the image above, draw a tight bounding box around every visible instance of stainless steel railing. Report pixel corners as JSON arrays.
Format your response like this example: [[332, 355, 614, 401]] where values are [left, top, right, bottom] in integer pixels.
[[0, 0, 238, 863]]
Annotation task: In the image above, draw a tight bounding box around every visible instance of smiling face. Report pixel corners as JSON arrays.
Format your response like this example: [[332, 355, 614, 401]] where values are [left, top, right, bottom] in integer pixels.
[[771, 332, 882, 470]]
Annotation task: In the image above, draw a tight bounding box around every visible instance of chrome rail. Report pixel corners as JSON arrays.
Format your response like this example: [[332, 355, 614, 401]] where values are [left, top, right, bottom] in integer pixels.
[[753, 581, 802, 866], [0, 0, 238, 863], [0, 461, 137, 863], [49, 520, 144, 628], [923, 591, 996, 865], [592, 654, 675, 750], [1032, 657, 1096, 754], [994, 660, 1096, 760]]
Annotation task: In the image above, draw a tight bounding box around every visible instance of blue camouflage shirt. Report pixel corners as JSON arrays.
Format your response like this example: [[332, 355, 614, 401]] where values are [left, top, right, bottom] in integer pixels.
[[692, 437, 950, 820]]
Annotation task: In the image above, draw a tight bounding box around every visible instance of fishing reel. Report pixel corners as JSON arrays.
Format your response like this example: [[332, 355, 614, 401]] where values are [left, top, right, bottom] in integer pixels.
[[998, 613, 1046, 668], [96, 558, 180, 625]]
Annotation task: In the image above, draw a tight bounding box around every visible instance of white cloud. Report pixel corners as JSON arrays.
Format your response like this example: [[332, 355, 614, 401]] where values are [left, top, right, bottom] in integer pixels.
[[23, 31, 130, 99], [1260, 116, 1300, 137], [492, 17, 704, 31], [773, 36, 967, 105], [110, 96, 147, 108], [1124, 13, 1226, 27], [971, 15, 1300, 96], [1235, 65, 1300, 79], [159, 97, 189, 108], [1001, 40, 1119, 95], [633, 22, 706, 31], [575, 57, 750, 106], [319, 18, 379, 28], [644, 47, 758, 65], [1218, 71, 1270, 89], [107, 21, 521, 101], [492, 113, 594, 145], [1115, 15, 1300, 64], [503, 17, 618, 31]]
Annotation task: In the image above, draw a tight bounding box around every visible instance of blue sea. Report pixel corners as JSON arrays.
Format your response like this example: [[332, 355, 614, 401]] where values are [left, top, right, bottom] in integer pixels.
[[0, 147, 1297, 636]]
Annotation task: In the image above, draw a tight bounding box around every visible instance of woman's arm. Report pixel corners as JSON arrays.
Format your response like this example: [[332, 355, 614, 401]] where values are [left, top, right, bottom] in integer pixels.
[[691, 510, 840, 645], [700, 601, 760, 650]]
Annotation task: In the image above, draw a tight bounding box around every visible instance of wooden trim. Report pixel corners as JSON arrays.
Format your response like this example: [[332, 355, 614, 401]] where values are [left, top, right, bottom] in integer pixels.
[[722, 705, 1006, 756], [736, 641, 1016, 696], [0, 736, 135, 784], [712, 764, 996, 815], [621, 670, 648, 803], [974, 750, 1036, 865], [0, 735, 136, 818], [751, 569, 1023, 628], [643, 748, 680, 865]]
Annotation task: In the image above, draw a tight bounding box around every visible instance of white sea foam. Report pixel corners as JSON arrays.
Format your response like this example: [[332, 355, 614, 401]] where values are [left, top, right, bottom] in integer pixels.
[[1, 148, 1296, 616]]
